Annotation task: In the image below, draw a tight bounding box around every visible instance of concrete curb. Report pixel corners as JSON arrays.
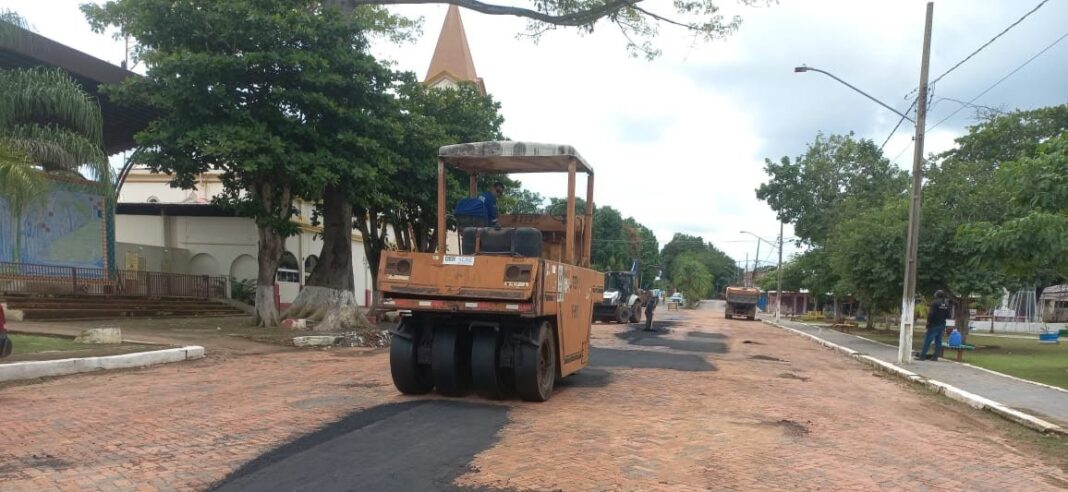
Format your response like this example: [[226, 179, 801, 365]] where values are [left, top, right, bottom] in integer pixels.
[[0, 346, 205, 383], [763, 319, 1068, 437]]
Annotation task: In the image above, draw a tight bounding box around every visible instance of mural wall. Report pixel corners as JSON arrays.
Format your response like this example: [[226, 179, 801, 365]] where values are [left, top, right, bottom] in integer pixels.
[[0, 178, 110, 272]]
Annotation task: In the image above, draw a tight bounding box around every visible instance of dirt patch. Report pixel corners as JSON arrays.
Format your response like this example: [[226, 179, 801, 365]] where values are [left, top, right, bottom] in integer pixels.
[[741, 340, 763, 345], [777, 372, 809, 382], [772, 419, 810, 438], [749, 354, 789, 362]]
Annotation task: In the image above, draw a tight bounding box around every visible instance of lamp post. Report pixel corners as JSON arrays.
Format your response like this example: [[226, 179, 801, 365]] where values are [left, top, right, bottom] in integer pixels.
[[793, 2, 934, 364]]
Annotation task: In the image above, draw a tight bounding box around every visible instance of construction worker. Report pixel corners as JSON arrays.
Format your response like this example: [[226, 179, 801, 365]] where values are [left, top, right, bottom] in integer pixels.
[[918, 290, 951, 361], [453, 181, 505, 228], [644, 293, 658, 331], [482, 181, 504, 227]]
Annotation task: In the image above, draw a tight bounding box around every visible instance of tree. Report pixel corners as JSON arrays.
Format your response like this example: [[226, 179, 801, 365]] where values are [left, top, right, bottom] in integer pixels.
[[827, 200, 907, 328], [671, 253, 711, 307], [660, 233, 735, 297], [327, 0, 770, 60], [84, 0, 396, 327], [923, 105, 1068, 339], [625, 218, 660, 287], [756, 132, 907, 245], [501, 188, 545, 214]]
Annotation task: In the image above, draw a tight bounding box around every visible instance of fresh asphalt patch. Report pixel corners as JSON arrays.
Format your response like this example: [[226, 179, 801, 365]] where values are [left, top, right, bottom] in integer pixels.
[[590, 347, 716, 372], [213, 400, 510, 491], [556, 367, 612, 388], [613, 328, 728, 354]]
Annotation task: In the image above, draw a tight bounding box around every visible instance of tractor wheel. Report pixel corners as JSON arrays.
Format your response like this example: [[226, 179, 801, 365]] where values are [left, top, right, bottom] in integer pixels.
[[617, 307, 631, 324], [725, 313, 731, 319], [431, 324, 472, 397], [629, 301, 642, 323], [389, 319, 433, 395], [515, 321, 556, 402], [471, 326, 508, 400]]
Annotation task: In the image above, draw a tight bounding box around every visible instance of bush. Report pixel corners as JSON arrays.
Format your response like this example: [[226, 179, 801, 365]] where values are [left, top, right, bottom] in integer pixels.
[[230, 277, 256, 305]]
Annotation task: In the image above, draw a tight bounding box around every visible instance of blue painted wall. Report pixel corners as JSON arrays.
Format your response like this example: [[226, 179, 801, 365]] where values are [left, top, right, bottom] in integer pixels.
[[0, 178, 110, 273]]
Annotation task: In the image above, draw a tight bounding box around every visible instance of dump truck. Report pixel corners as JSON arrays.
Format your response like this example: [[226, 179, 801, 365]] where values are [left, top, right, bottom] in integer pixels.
[[377, 141, 603, 402], [594, 260, 644, 323], [725, 286, 760, 320]]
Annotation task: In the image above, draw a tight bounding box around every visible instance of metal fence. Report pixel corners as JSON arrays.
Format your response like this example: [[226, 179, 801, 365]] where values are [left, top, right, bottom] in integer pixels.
[[0, 262, 227, 298]]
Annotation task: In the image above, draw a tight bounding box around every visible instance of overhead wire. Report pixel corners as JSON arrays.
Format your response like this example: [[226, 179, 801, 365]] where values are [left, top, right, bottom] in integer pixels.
[[905, 0, 1051, 99], [926, 30, 1068, 132]]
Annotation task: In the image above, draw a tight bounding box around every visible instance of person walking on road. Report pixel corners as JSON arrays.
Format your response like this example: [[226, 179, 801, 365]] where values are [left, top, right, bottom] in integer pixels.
[[919, 290, 951, 361], [643, 294, 658, 331]]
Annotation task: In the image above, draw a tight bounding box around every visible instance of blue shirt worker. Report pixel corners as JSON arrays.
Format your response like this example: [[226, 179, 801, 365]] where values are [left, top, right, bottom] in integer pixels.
[[919, 290, 951, 361], [480, 181, 505, 226]]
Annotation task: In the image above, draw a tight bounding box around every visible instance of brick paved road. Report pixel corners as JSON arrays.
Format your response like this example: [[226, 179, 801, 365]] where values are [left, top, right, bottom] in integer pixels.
[[2, 309, 1066, 491]]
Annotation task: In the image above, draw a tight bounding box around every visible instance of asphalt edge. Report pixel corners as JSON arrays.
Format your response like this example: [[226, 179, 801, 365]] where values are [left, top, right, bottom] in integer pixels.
[[763, 319, 1068, 437], [0, 346, 205, 383]]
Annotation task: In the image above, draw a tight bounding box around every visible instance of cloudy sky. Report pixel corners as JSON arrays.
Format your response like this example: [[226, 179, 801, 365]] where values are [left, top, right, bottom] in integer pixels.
[[10, 0, 1068, 268]]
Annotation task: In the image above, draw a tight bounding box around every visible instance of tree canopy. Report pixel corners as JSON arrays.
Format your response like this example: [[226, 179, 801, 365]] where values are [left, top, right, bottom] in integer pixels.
[[660, 233, 736, 297]]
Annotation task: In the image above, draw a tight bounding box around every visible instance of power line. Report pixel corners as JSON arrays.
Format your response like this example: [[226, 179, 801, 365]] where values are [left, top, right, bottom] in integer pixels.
[[927, 30, 1068, 132], [906, 0, 1050, 98], [879, 98, 918, 152]]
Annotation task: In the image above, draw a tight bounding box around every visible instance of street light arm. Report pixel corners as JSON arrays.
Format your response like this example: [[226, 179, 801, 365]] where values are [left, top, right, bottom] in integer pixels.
[[795, 66, 915, 123], [739, 230, 778, 249]]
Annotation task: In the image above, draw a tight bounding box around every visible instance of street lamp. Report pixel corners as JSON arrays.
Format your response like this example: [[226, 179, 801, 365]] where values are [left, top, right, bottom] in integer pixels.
[[794, 2, 933, 365], [794, 66, 914, 123]]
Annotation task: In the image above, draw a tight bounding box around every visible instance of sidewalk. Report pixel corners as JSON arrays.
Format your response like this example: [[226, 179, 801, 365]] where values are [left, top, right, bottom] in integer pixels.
[[771, 317, 1068, 428]]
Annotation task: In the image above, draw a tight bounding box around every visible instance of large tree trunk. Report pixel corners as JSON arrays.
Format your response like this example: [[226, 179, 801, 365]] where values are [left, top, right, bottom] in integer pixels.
[[956, 294, 974, 341], [254, 224, 284, 327], [285, 185, 369, 332]]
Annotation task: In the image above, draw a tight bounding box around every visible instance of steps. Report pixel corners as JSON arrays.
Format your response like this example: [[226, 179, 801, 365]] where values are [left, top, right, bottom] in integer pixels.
[[0, 294, 247, 320]]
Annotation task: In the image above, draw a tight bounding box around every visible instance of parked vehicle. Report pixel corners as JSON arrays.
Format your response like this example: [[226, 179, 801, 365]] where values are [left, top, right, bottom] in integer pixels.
[[594, 261, 644, 323]]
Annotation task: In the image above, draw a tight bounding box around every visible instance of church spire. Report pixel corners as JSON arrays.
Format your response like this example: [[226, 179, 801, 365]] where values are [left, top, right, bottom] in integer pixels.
[[424, 5, 485, 94]]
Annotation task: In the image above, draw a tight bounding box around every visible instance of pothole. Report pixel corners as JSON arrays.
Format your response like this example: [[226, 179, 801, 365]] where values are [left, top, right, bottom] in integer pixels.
[[774, 419, 810, 437], [777, 372, 809, 382]]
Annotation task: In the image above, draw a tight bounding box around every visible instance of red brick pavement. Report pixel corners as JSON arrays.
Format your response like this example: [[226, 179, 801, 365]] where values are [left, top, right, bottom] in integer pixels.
[[1, 310, 1066, 491]]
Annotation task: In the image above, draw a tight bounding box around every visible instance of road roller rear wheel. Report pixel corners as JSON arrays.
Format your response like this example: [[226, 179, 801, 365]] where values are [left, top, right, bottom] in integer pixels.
[[432, 324, 472, 397], [389, 319, 433, 395], [471, 327, 509, 400], [515, 321, 556, 402]]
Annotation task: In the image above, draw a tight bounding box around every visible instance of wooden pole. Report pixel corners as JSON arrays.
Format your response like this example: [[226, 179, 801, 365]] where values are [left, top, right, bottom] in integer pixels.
[[565, 162, 577, 265], [583, 174, 594, 267], [437, 159, 447, 254], [898, 1, 934, 365], [469, 173, 478, 197]]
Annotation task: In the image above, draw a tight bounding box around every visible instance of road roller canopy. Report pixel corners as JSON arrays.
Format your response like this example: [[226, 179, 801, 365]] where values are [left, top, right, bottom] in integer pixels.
[[438, 141, 594, 175]]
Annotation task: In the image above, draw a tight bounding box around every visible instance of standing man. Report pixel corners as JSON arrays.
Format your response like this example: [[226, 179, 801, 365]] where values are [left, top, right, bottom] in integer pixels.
[[644, 293, 659, 331], [0, 303, 11, 358], [918, 290, 951, 361]]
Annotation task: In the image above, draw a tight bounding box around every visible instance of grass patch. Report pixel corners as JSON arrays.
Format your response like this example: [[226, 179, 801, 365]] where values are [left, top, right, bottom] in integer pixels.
[[3, 334, 156, 363], [833, 328, 1068, 391], [9, 334, 87, 354]]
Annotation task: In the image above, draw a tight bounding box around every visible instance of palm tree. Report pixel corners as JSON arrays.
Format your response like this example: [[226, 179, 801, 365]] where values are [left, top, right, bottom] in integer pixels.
[[1, 11, 111, 262]]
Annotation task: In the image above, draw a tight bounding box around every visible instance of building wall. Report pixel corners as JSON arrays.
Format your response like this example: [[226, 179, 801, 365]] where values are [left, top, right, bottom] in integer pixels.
[[115, 213, 373, 305]]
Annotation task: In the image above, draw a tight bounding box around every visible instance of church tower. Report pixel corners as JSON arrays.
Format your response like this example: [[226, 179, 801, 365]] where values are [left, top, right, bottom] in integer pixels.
[[423, 5, 486, 95]]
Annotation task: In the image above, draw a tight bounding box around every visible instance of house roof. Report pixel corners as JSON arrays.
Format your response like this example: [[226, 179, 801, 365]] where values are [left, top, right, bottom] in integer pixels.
[[439, 141, 594, 175], [423, 5, 484, 94], [0, 23, 153, 154]]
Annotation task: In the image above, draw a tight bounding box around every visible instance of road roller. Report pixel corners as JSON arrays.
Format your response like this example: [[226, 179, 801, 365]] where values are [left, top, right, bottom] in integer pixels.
[[377, 141, 603, 401]]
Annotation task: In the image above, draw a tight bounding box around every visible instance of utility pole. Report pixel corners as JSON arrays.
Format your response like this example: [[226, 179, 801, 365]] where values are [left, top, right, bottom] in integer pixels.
[[754, 240, 761, 288], [776, 221, 784, 323], [744, 253, 749, 287], [898, 2, 934, 364]]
